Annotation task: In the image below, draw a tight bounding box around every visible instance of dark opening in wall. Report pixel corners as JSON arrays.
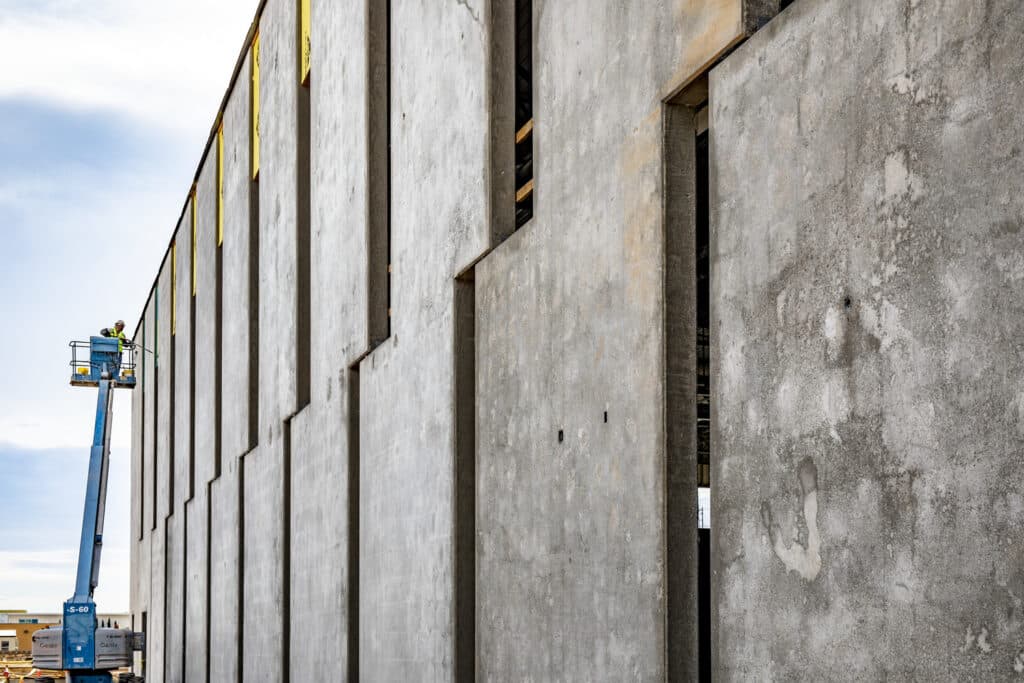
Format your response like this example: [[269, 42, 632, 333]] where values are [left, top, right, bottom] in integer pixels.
[[249, 33, 261, 451], [514, 0, 533, 229], [347, 367, 360, 682], [237, 455, 246, 683], [368, 0, 392, 345], [153, 286, 159, 530], [141, 611, 148, 679], [140, 320, 146, 541], [189, 196, 197, 501], [664, 87, 706, 681], [454, 275, 476, 681], [296, 77, 312, 410], [695, 122, 711, 683]]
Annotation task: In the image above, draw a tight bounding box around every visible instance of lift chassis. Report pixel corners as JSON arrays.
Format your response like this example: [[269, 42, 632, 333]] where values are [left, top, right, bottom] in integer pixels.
[[32, 337, 144, 682]]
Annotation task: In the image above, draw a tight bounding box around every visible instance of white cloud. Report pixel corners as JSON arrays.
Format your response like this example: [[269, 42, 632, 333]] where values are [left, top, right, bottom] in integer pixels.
[[0, 548, 130, 613], [0, 0, 259, 136]]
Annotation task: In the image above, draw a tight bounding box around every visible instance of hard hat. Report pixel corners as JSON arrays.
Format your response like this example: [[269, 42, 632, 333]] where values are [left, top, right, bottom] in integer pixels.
[[116, 320, 125, 326]]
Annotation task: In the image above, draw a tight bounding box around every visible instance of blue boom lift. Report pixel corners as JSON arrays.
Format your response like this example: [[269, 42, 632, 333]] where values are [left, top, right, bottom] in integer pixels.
[[32, 337, 145, 682]]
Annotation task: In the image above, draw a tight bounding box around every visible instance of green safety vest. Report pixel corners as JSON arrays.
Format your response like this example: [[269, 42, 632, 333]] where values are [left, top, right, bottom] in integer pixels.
[[110, 325, 126, 352]]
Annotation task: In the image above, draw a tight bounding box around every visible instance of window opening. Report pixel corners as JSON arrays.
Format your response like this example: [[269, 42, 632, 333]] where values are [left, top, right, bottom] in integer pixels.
[[514, 0, 533, 228]]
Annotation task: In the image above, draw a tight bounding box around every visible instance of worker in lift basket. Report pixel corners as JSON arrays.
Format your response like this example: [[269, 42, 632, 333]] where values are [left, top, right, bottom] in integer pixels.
[[100, 320, 131, 376]]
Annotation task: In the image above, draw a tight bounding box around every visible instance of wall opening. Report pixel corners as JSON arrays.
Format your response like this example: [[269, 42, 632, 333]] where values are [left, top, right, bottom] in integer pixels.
[[189, 192, 198, 501], [454, 274, 476, 680], [215, 124, 225, 478], [237, 456, 246, 683], [368, 0, 392, 345], [169, 246, 177, 514], [153, 285, 160, 530], [514, 0, 533, 229], [140, 319, 146, 541], [249, 33, 261, 451], [296, 2, 312, 410], [282, 424, 292, 683], [695, 118, 712, 683], [347, 367, 360, 682], [141, 610, 147, 678], [664, 82, 707, 681]]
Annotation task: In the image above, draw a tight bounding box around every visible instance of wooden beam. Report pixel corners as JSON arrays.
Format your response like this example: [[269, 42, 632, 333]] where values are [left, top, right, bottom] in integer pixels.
[[516, 179, 534, 203], [515, 119, 534, 144]]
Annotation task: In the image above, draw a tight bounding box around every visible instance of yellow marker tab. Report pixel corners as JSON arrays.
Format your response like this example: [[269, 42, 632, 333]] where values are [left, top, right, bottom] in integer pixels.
[[300, 0, 311, 85], [217, 122, 224, 246], [251, 31, 261, 179], [191, 187, 197, 296], [171, 242, 177, 336]]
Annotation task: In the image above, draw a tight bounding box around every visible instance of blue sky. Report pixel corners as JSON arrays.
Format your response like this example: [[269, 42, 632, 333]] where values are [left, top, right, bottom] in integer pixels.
[[0, 0, 257, 612]]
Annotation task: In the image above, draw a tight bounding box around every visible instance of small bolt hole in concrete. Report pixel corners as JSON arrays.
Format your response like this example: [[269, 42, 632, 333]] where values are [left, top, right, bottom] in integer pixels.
[[558, 429, 564, 443], [603, 411, 608, 423], [844, 297, 852, 310]]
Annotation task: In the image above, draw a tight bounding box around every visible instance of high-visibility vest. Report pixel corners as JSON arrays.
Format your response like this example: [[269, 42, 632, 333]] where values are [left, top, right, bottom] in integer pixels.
[[110, 325, 126, 352]]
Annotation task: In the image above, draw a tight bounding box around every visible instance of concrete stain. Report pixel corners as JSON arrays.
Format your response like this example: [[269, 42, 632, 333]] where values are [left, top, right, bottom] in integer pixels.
[[760, 457, 822, 581]]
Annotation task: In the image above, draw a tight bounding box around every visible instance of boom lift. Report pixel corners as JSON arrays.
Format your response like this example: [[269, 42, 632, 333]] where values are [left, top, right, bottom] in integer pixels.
[[32, 337, 145, 682]]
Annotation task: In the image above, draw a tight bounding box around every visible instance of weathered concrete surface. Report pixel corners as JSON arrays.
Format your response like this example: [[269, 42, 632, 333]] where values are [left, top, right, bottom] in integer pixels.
[[357, 0, 499, 674], [156, 259, 173, 525], [221, 50, 255, 464], [143, 295, 157, 535], [289, 400, 347, 681], [164, 513, 184, 683], [257, 0, 298, 440], [208, 455, 239, 683], [174, 205, 193, 508], [474, 0, 752, 678], [711, 0, 1024, 679], [194, 153, 218, 486], [242, 443, 283, 683], [148, 524, 166, 683], [184, 493, 208, 683]]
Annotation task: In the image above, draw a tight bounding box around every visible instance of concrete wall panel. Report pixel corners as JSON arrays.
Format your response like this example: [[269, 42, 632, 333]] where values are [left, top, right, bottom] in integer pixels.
[[222, 52, 254, 463], [156, 260, 173, 524], [164, 513, 184, 683], [184, 493, 208, 683], [144, 296, 157, 533], [711, 0, 1024, 678], [474, 1, 750, 678], [242, 443, 284, 683], [130, 319, 144, 618], [209, 455, 240, 683], [174, 206, 193, 509], [148, 524, 166, 683], [194, 152, 219, 487], [310, 0, 369, 372], [257, 0, 298, 438], [289, 399, 347, 680]]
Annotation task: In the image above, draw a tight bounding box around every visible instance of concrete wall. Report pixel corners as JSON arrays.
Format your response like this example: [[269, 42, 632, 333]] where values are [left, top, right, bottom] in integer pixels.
[[129, 0, 1024, 679], [711, 0, 1024, 679]]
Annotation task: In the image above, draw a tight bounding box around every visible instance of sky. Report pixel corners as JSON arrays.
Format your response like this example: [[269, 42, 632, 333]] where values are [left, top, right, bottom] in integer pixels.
[[0, 0, 258, 613]]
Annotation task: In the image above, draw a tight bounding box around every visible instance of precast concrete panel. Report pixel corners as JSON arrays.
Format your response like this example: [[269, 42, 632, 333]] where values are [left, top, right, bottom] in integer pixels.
[[309, 0, 370, 372], [194, 154, 219, 487], [357, 0, 495, 676], [242, 443, 284, 682], [164, 514, 185, 683], [221, 52, 255, 462], [257, 0, 299, 438], [473, 1, 752, 678], [360, 328, 454, 680], [132, 533, 150, 676], [144, 298, 157, 533], [130, 329, 144, 616], [184, 492, 208, 683], [174, 208, 194, 508], [149, 524, 166, 683], [711, 0, 1024, 679], [209, 455, 240, 683], [156, 262, 174, 524], [289, 399, 347, 680]]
